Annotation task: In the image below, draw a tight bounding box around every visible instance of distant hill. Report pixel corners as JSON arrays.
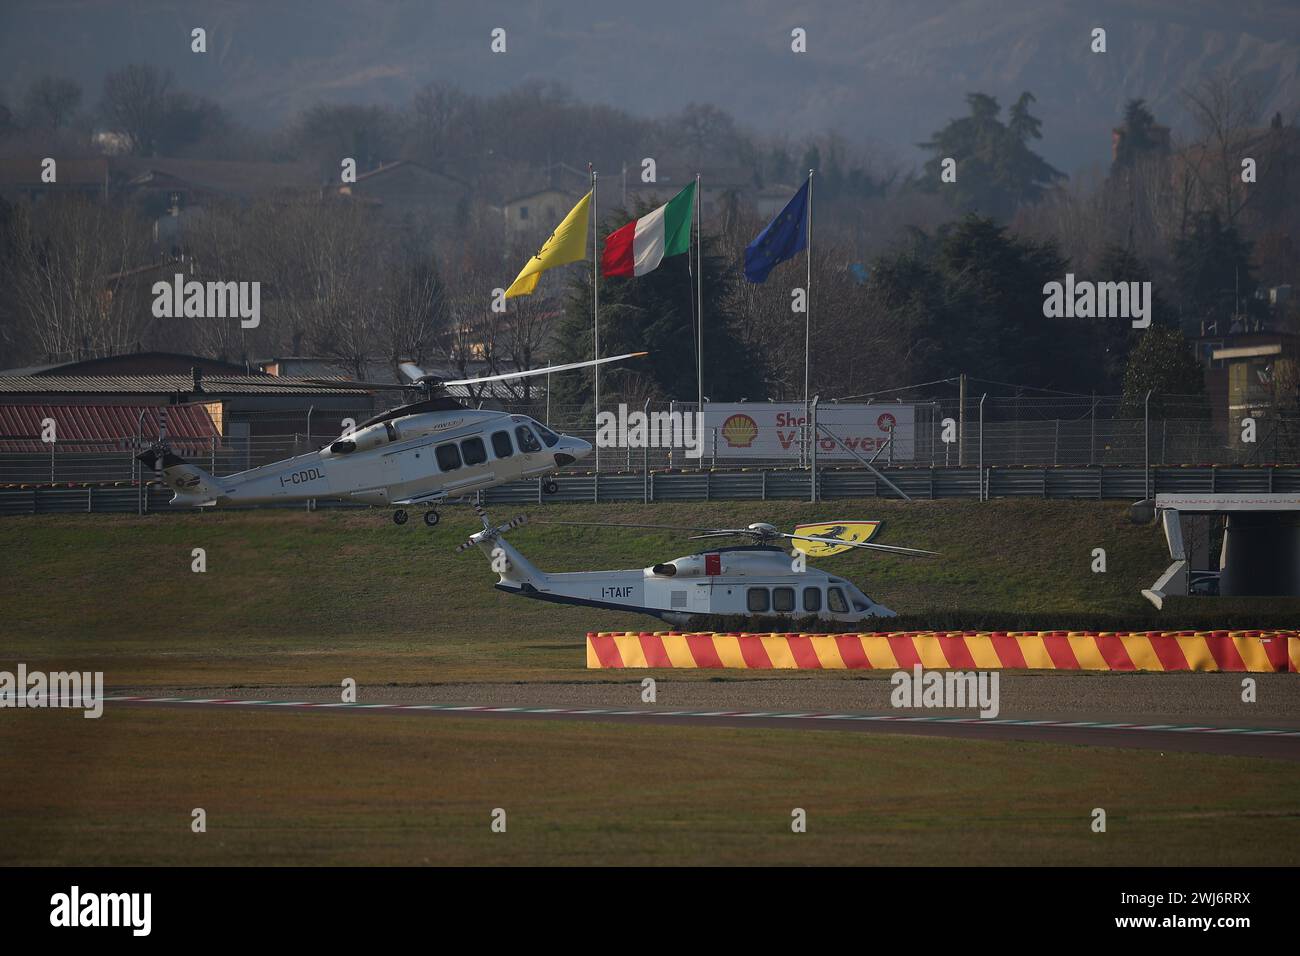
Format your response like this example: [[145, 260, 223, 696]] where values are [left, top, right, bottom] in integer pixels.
[[1, 0, 1297, 174]]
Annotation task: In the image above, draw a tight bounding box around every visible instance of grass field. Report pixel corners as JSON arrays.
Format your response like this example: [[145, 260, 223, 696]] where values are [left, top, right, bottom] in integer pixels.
[[3, 501, 1296, 867], [1, 498, 1186, 686], [4, 707, 1297, 866]]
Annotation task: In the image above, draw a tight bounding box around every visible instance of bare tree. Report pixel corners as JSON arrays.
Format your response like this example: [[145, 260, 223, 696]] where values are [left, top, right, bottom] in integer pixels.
[[22, 76, 82, 129], [7, 197, 151, 361], [1180, 68, 1267, 227], [99, 65, 172, 156]]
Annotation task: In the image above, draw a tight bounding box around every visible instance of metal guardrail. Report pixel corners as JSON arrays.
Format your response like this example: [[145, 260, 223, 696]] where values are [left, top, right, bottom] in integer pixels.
[[3, 465, 1297, 515]]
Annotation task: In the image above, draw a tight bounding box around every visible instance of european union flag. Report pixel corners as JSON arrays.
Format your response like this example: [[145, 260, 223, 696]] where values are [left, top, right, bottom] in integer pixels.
[[744, 179, 809, 283]]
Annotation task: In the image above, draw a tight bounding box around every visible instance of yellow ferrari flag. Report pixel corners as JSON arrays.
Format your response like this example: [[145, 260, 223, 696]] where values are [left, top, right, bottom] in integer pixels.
[[504, 190, 592, 298], [792, 521, 882, 557]]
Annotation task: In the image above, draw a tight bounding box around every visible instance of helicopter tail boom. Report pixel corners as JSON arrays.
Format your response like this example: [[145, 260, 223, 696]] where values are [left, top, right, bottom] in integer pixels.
[[135, 448, 226, 506]]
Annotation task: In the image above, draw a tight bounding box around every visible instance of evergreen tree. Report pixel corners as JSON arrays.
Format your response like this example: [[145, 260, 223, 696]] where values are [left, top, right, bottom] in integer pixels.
[[1173, 211, 1260, 334], [1111, 98, 1168, 172], [918, 92, 1064, 220], [866, 215, 1123, 392], [1090, 244, 1174, 391], [1120, 325, 1206, 416]]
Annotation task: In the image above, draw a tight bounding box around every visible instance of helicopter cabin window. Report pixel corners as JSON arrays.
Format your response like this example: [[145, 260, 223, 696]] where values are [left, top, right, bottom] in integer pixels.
[[827, 587, 848, 614], [435, 443, 461, 472], [535, 423, 561, 448], [772, 587, 795, 613], [491, 431, 514, 458], [803, 587, 822, 613], [461, 436, 487, 466], [747, 588, 770, 613], [515, 425, 542, 453]]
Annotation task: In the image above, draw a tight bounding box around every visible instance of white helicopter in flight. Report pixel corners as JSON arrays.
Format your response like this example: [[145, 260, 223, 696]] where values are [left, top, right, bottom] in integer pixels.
[[457, 510, 937, 624], [138, 353, 645, 526]]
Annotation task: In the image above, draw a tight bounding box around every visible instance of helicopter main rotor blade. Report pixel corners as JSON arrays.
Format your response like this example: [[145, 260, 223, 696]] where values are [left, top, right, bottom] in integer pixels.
[[398, 362, 428, 382], [440, 351, 648, 388], [533, 519, 721, 533], [203, 376, 405, 390], [782, 532, 938, 557]]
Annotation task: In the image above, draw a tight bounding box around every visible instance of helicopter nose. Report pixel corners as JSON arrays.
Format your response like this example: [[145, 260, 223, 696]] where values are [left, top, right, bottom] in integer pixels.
[[553, 435, 592, 467]]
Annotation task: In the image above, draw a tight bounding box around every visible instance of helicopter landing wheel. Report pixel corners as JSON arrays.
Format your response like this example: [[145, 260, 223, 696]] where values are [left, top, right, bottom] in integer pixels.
[[393, 509, 409, 525], [423, 510, 440, 527], [542, 479, 559, 495]]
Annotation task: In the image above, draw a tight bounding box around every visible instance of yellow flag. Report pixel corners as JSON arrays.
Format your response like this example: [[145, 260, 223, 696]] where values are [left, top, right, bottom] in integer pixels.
[[504, 190, 592, 298], [791, 521, 881, 557]]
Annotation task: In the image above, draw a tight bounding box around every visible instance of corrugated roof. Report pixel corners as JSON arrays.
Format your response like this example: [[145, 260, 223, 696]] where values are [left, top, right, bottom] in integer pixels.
[[0, 403, 216, 453], [0, 375, 373, 396]]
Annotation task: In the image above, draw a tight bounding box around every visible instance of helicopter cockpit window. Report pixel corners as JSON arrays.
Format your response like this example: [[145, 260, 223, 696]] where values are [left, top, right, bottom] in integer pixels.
[[515, 425, 542, 453], [803, 587, 822, 613], [535, 423, 561, 448], [746, 588, 770, 613], [461, 436, 487, 466], [491, 431, 514, 458], [827, 587, 848, 614], [772, 587, 795, 613], [435, 443, 462, 472]]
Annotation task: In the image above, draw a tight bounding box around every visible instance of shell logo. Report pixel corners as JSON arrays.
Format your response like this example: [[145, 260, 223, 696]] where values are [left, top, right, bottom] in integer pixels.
[[720, 414, 759, 448]]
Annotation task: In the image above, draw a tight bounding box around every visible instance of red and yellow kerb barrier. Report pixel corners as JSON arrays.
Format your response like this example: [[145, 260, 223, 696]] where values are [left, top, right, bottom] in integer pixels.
[[586, 631, 1298, 672]]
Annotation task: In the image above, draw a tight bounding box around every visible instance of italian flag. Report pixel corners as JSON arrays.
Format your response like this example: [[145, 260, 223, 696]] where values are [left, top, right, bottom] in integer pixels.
[[601, 181, 695, 277]]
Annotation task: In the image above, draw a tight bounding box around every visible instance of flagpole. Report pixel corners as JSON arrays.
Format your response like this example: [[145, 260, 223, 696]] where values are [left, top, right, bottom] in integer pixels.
[[591, 165, 600, 471], [696, 173, 703, 420], [804, 168, 813, 468]]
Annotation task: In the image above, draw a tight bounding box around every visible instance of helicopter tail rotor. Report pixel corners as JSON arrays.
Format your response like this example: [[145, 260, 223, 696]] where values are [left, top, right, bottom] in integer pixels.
[[455, 510, 528, 553]]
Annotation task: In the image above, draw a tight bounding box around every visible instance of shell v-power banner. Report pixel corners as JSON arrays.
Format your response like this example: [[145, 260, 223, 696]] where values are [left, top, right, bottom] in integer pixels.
[[703, 403, 915, 460]]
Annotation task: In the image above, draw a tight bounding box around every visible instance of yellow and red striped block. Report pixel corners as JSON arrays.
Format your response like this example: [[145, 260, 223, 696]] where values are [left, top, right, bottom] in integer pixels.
[[586, 630, 1298, 672]]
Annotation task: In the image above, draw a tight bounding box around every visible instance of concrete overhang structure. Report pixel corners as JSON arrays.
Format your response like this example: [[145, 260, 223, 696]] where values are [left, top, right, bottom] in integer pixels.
[[1141, 493, 1300, 608]]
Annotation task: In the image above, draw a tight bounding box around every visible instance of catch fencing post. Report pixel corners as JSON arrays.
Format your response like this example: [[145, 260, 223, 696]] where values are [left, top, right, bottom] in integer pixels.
[[1144, 390, 1153, 499], [979, 394, 987, 501]]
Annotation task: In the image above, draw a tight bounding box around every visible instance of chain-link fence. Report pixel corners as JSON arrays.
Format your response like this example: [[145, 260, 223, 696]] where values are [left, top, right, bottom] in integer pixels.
[[1, 393, 1295, 486]]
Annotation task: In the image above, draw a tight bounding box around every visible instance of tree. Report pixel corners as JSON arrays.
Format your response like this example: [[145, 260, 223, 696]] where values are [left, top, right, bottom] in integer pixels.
[[99, 65, 171, 155], [1089, 244, 1174, 391], [863, 215, 1125, 393], [294, 103, 399, 176], [1120, 325, 1206, 415], [1111, 99, 1168, 172], [918, 92, 1064, 220], [1173, 211, 1258, 334], [1180, 69, 1266, 227], [22, 76, 82, 129], [5, 196, 152, 361]]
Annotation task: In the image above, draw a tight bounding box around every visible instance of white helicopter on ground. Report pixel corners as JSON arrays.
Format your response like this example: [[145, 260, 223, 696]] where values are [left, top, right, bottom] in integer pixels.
[[138, 353, 645, 526], [457, 510, 938, 624]]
